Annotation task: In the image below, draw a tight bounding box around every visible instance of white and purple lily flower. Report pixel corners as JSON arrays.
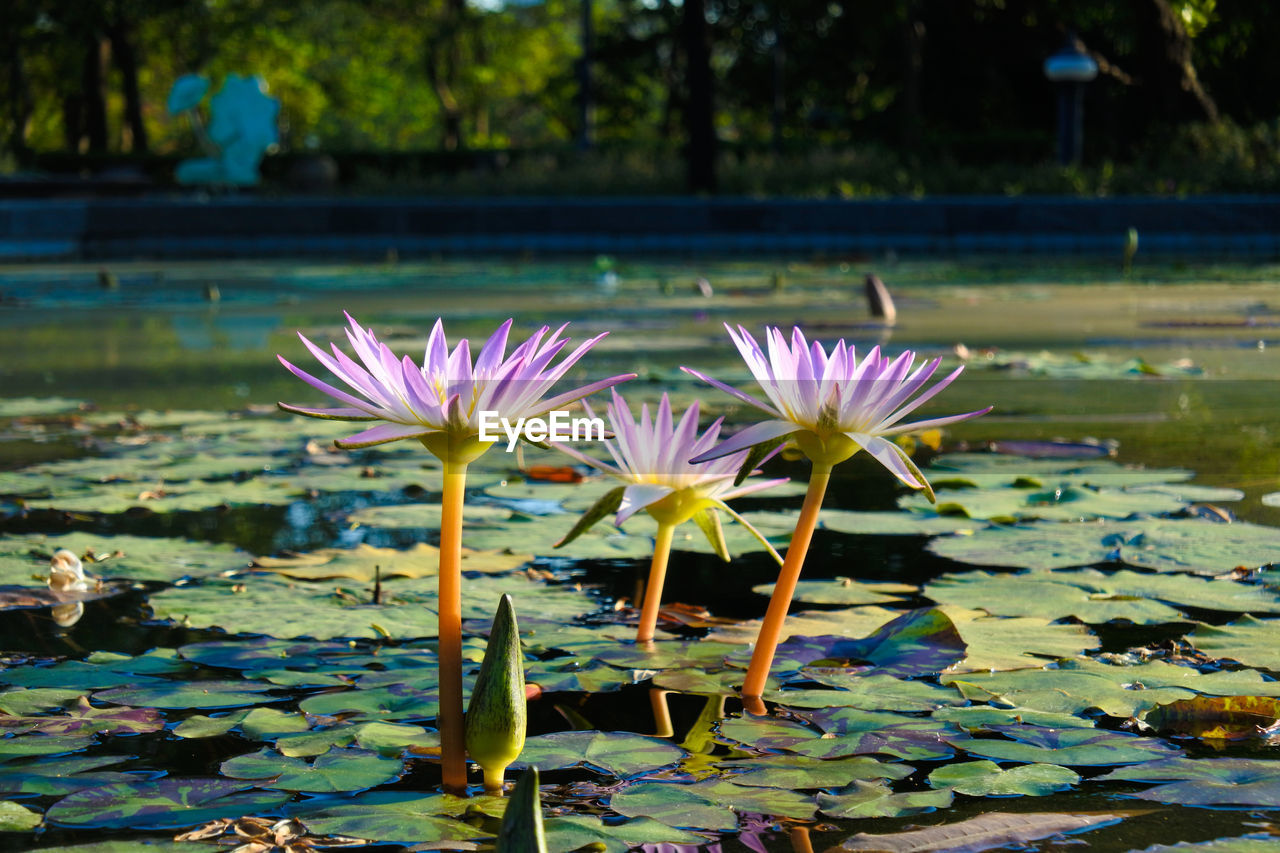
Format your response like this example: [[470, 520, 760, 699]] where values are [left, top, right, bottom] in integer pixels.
[[278, 313, 632, 451], [555, 389, 787, 557], [684, 324, 991, 498]]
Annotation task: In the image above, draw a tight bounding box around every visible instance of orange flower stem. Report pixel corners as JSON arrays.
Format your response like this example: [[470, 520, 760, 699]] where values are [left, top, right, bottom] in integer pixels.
[[636, 521, 676, 643], [439, 459, 469, 794], [741, 462, 833, 712]]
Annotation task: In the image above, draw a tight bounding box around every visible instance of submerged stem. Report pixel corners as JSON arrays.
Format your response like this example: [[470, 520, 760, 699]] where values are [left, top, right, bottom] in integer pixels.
[[439, 459, 469, 794], [636, 521, 677, 643], [740, 462, 833, 712]]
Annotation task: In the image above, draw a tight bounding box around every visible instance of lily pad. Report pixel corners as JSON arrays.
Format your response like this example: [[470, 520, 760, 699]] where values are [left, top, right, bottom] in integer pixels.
[[830, 810, 1132, 852], [770, 673, 964, 712], [0, 533, 249, 583], [0, 696, 165, 737], [251, 542, 531, 581], [923, 453, 1194, 489], [0, 800, 41, 831], [544, 814, 708, 853], [172, 707, 311, 740], [93, 680, 275, 710], [44, 777, 290, 829], [941, 607, 1100, 672], [716, 754, 913, 789], [513, 730, 684, 777], [948, 726, 1181, 766], [924, 571, 1186, 625], [1100, 758, 1280, 806], [929, 519, 1280, 575], [346, 502, 516, 530], [901, 484, 1187, 522], [816, 779, 952, 819], [752, 577, 917, 606], [927, 760, 1080, 796], [1191, 616, 1280, 672], [706, 606, 900, 645], [220, 746, 403, 792]]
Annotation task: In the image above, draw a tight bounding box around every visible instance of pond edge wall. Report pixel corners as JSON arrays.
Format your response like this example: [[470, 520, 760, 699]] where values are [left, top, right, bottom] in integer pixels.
[[2, 195, 1278, 260]]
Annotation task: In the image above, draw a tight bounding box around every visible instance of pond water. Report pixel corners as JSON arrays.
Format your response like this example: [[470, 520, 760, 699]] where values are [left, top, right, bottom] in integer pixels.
[[1, 257, 1280, 853]]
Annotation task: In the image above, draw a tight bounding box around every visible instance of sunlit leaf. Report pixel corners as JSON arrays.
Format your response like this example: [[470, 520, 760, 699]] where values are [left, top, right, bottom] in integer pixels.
[[948, 726, 1180, 766], [512, 731, 684, 777], [925, 571, 1185, 624], [752, 577, 916, 606], [93, 681, 274, 710], [940, 606, 1099, 672], [816, 779, 951, 819], [251, 542, 530, 581], [0, 533, 249, 583], [716, 754, 913, 790], [220, 746, 403, 792], [44, 778, 290, 829], [1101, 757, 1280, 806], [829, 809, 1132, 851], [544, 814, 708, 852], [927, 760, 1080, 796], [289, 790, 482, 844]]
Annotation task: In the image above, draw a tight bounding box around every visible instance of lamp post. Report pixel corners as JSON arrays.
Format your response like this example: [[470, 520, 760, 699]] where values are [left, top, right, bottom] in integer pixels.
[[1043, 35, 1097, 166]]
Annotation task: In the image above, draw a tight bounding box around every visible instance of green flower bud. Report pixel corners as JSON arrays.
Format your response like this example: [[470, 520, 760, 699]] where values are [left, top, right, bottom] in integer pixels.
[[465, 593, 526, 793]]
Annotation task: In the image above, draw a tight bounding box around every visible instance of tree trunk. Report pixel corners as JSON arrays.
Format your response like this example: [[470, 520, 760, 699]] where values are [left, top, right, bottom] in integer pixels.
[[900, 0, 924, 151], [4, 38, 33, 164], [682, 0, 715, 193], [81, 33, 109, 153], [425, 0, 466, 151], [110, 21, 148, 153], [1142, 0, 1219, 123]]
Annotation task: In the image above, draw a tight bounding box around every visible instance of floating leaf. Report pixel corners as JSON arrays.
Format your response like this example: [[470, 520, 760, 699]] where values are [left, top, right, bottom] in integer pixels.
[[512, 731, 684, 777], [901, 483, 1188, 522], [0, 800, 41, 831], [948, 726, 1180, 766], [93, 680, 274, 710], [0, 533, 249, 583], [288, 790, 481, 845], [172, 707, 310, 740], [941, 607, 1099, 672], [1191, 616, 1280, 673], [752, 577, 916, 606], [925, 571, 1185, 625], [1142, 696, 1280, 740], [45, 778, 290, 829], [0, 697, 165, 737], [608, 781, 737, 832], [929, 519, 1280, 574], [251, 542, 530, 581], [716, 754, 913, 790], [770, 673, 964, 712], [220, 746, 403, 792], [544, 814, 707, 852], [0, 755, 142, 796], [1101, 758, 1280, 806], [927, 760, 1080, 797], [706, 606, 900, 645], [829, 810, 1131, 852], [346, 502, 515, 530], [816, 779, 952, 819], [923, 453, 1194, 489], [298, 686, 438, 722]]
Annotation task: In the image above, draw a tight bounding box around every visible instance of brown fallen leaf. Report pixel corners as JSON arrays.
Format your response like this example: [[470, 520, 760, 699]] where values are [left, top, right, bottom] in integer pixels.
[[825, 810, 1145, 853], [1143, 695, 1280, 740]]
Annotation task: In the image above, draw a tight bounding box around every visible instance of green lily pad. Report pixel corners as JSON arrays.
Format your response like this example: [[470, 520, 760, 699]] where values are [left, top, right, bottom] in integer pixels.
[[730, 608, 965, 679], [513, 731, 684, 777], [927, 760, 1080, 796], [923, 454, 1195, 489], [24, 478, 305, 514], [591, 639, 741, 671], [650, 668, 752, 696], [1191, 616, 1280, 672], [28, 453, 280, 485], [706, 606, 900, 645], [816, 779, 952, 819], [297, 686, 438, 722], [1130, 838, 1280, 852], [0, 397, 87, 418], [717, 754, 913, 789], [933, 705, 1096, 731], [93, 680, 275, 710], [172, 707, 311, 740], [948, 726, 1180, 766], [0, 733, 99, 761], [289, 790, 483, 844], [251, 542, 531, 581], [812, 509, 981, 536], [770, 674, 964, 712], [901, 484, 1187, 522], [924, 571, 1186, 624], [941, 607, 1100, 672], [44, 777, 290, 829], [0, 755, 142, 796], [608, 781, 737, 832], [0, 650, 189, 690], [278, 721, 438, 758], [752, 577, 917, 606], [220, 746, 403, 792], [0, 533, 249, 583], [1100, 758, 1280, 806], [0, 696, 165, 737], [347, 502, 516, 530], [544, 814, 708, 852], [0, 800, 41, 831], [929, 519, 1280, 575], [0, 690, 86, 716]]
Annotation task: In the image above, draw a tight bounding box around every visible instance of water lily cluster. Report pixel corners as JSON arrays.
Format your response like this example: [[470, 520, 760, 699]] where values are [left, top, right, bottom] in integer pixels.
[[279, 314, 988, 792]]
